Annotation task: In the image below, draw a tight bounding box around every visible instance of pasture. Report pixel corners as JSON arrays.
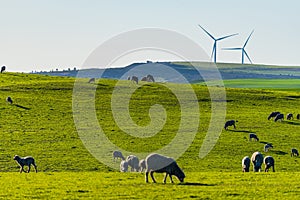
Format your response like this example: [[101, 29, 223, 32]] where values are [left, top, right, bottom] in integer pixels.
[[0, 72, 300, 199]]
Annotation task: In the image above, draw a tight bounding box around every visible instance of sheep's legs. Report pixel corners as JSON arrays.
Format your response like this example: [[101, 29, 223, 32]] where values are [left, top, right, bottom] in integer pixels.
[[145, 172, 149, 183], [150, 171, 156, 183], [169, 174, 174, 183]]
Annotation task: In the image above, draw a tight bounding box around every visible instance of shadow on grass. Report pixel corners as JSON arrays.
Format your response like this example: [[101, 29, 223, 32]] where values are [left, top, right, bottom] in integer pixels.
[[178, 182, 216, 186], [14, 104, 30, 110], [272, 150, 288, 155], [228, 130, 253, 133], [260, 141, 271, 144], [282, 121, 300, 126]]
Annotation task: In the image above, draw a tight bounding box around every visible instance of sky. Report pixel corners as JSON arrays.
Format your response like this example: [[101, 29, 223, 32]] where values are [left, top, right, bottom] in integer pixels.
[[0, 0, 299, 72]]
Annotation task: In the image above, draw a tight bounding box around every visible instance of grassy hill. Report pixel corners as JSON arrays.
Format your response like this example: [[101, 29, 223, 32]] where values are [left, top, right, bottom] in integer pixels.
[[1, 72, 300, 198]]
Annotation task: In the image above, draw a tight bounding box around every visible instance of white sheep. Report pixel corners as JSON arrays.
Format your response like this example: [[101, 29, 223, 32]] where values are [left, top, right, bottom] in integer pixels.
[[112, 150, 125, 162], [264, 156, 275, 172], [251, 152, 263, 172], [139, 159, 146, 172], [13, 155, 37, 173], [242, 156, 250, 172], [126, 155, 139, 172], [120, 160, 128, 172], [291, 148, 299, 157], [145, 153, 185, 183], [264, 143, 273, 152]]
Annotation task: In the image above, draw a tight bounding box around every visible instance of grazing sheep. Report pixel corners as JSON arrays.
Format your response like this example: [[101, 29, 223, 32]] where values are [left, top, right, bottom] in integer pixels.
[[264, 143, 273, 152], [112, 150, 125, 161], [126, 155, 139, 172], [242, 156, 250, 172], [251, 152, 264, 172], [146, 74, 155, 82], [6, 96, 13, 104], [274, 113, 284, 122], [139, 159, 146, 172], [13, 155, 37, 173], [131, 76, 138, 84], [1, 66, 6, 73], [224, 120, 237, 130], [264, 156, 275, 172], [287, 113, 293, 120], [145, 153, 185, 183], [291, 148, 299, 157], [268, 111, 280, 120], [88, 78, 95, 83], [120, 160, 129, 172], [249, 133, 259, 141]]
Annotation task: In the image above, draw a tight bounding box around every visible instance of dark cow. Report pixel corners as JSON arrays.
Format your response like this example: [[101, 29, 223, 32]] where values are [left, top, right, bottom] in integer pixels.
[[249, 133, 259, 141], [1, 66, 6, 73], [287, 113, 293, 120], [264, 156, 275, 172], [274, 113, 284, 122], [224, 120, 237, 130], [268, 112, 280, 120]]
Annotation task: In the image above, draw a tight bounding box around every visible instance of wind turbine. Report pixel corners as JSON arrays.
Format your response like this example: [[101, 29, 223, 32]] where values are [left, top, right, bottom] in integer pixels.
[[222, 30, 254, 64], [198, 25, 238, 63]]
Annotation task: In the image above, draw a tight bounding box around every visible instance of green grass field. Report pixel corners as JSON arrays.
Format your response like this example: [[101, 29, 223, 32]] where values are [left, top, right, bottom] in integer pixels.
[[0, 72, 300, 199]]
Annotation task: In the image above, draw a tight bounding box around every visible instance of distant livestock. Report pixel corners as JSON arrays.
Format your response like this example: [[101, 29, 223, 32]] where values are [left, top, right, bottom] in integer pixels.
[[145, 153, 185, 183], [126, 155, 139, 172], [291, 148, 299, 157], [264, 156, 275, 172], [224, 120, 237, 130], [131, 76, 139, 84], [251, 152, 264, 172], [264, 143, 273, 152], [112, 150, 125, 161], [249, 133, 259, 141], [274, 113, 284, 122], [141, 76, 148, 81], [13, 155, 37, 173], [287, 113, 293, 120], [268, 111, 280, 120], [1, 66, 6, 73], [120, 160, 129, 172], [242, 156, 250, 172], [297, 114, 300, 120], [139, 159, 146, 172], [146, 74, 155, 82], [88, 78, 95, 83], [6, 96, 13, 104]]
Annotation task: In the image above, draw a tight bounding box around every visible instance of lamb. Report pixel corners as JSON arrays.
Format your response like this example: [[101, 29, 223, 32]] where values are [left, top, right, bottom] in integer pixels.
[[242, 156, 250, 172], [145, 153, 185, 183], [126, 155, 139, 172], [287, 113, 293, 120], [268, 111, 280, 120], [249, 133, 259, 141], [139, 159, 146, 172], [120, 160, 128, 172], [13, 155, 37, 173], [112, 150, 125, 161], [251, 152, 264, 172], [131, 76, 138, 84], [274, 113, 284, 122], [264, 156, 275, 172], [6, 96, 13, 104], [264, 143, 273, 152], [224, 120, 237, 130], [291, 148, 299, 157], [297, 114, 300, 120]]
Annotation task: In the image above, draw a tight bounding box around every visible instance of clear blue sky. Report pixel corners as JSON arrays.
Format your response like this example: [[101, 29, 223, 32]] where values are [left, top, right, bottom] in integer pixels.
[[1, 0, 299, 72]]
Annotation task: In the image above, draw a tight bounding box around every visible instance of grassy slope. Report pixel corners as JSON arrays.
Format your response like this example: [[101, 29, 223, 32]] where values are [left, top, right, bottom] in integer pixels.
[[0, 72, 300, 198]]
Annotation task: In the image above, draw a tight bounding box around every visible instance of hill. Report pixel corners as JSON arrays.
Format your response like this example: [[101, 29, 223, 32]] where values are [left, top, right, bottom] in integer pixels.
[[34, 62, 300, 83]]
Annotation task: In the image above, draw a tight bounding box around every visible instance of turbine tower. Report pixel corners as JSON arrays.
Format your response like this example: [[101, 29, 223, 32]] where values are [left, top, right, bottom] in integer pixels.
[[222, 30, 254, 64], [198, 25, 238, 63]]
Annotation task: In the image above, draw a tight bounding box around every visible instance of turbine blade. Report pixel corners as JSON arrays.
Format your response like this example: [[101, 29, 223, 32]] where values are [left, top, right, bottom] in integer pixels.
[[217, 33, 238, 41], [244, 50, 252, 64], [198, 25, 216, 40], [222, 47, 242, 50], [243, 30, 254, 48], [211, 43, 216, 60]]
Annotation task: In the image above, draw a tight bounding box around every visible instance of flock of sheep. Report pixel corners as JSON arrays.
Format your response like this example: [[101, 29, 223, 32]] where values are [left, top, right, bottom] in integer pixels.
[[127, 74, 155, 84], [113, 151, 185, 183], [225, 111, 300, 173]]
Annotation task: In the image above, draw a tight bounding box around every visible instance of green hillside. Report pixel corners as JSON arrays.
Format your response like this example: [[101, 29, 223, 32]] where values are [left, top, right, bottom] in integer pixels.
[[1, 72, 300, 199]]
